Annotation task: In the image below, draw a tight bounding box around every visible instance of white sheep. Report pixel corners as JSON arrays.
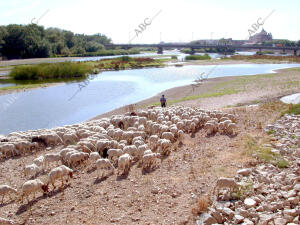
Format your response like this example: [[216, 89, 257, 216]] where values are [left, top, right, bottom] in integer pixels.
[[21, 179, 48, 203], [96, 139, 111, 155], [118, 153, 132, 175], [161, 132, 175, 143], [69, 152, 89, 168], [204, 121, 218, 135], [0, 143, 16, 159], [143, 149, 153, 155], [226, 123, 237, 135], [137, 144, 148, 158], [107, 149, 124, 162], [33, 155, 44, 167], [123, 145, 139, 158], [0, 185, 17, 203], [63, 133, 79, 146], [142, 153, 161, 171], [47, 165, 73, 190], [148, 135, 159, 150], [133, 139, 144, 148], [89, 152, 101, 163], [14, 141, 31, 156], [96, 158, 115, 178], [158, 139, 171, 156], [44, 153, 61, 169], [24, 164, 40, 178], [41, 133, 63, 146]]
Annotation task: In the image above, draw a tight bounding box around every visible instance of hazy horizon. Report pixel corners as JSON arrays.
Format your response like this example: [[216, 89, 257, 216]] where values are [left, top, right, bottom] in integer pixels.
[[0, 0, 299, 43]]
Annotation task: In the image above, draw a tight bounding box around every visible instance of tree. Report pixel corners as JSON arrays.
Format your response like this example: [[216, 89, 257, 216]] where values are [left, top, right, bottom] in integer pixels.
[[0, 24, 112, 59], [85, 41, 104, 52], [0, 26, 8, 56]]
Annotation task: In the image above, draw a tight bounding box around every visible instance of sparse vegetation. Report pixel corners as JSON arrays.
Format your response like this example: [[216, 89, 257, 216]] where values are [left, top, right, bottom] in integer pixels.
[[243, 135, 290, 168], [226, 55, 300, 63], [281, 103, 300, 116], [150, 88, 239, 106], [232, 180, 253, 200], [191, 195, 211, 216], [276, 159, 290, 168], [267, 129, 275, 135], [185, 54, 211, 60]]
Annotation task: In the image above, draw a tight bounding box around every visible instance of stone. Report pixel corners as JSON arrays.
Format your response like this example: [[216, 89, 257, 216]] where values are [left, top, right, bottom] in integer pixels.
[[256, 205, 264, 212], [244, 198, 257, 208], [257, 214, 273, 225], [237, 168, 252, 176], [274, 218, 287, 225], [233, 214, 244, 223], [287, 190, 297, 198], [294, 184, 300, 192], [196, 213, 217, 225], [284, 209, 298, 217], [242, 218, 254, 225], [210, 209, 223, 224], [220, 207, 234, 219], [288, 196, 299, 205], [237, 209, 249, 218]]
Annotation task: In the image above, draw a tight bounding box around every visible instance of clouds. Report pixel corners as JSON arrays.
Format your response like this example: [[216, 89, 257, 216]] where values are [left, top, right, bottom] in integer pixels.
[[0, 0, 299, 42]]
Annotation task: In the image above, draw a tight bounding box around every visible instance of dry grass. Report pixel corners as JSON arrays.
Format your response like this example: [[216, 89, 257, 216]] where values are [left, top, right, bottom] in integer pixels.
[[191, 195, 212, 216]]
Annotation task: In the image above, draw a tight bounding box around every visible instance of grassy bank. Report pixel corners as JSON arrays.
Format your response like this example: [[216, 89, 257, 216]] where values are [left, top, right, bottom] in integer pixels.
[[150, 88, 239, 106], [185, 54, 211, 60], [256, 51, 275, 55], [6, 56, 168, 82], [9, 62, 94, 80], [91, 56, 167, 70], [226, 55, 300, 63], [0, 83, 50, 91]]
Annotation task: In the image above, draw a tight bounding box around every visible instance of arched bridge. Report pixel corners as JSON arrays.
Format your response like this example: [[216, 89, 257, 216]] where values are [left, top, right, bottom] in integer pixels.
[[104, 43, 300, 56]]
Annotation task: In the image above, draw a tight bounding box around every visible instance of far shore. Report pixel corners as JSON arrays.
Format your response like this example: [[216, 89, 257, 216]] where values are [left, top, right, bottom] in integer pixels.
[[2, 57, 298, 96]]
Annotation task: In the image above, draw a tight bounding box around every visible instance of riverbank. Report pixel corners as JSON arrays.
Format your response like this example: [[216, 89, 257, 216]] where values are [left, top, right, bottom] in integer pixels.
[[0, 82, 63, 96], [90, 67, 300, 120]]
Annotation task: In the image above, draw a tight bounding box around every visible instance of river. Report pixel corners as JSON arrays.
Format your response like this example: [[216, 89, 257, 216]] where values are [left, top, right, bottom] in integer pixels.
[[0, 63, 299, 135]]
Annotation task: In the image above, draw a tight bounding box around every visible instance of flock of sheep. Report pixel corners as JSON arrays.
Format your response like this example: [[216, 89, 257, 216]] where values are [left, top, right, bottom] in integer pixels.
[[0, 106, 237, 221]]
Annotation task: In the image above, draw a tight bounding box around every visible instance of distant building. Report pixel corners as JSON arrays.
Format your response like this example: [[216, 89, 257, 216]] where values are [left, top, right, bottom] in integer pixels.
[[247, 28, 272, 44]]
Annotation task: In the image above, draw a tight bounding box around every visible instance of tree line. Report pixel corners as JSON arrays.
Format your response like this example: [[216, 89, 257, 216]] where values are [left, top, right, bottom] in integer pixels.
[[0, 24, 112, 59]]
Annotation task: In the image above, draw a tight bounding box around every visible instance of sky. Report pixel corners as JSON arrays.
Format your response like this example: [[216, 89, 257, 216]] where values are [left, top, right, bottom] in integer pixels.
[[0, 0, 299, 43]]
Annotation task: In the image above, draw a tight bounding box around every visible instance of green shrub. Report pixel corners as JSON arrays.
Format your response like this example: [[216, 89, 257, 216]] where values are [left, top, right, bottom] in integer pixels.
[[185, 54, 211, 60], [9, 62, 93, 80], [276, 159, 289, 168]]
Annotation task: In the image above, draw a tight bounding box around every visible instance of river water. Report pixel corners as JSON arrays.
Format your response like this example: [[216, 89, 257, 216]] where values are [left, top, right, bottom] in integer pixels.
[[0, 63, 299, 135]]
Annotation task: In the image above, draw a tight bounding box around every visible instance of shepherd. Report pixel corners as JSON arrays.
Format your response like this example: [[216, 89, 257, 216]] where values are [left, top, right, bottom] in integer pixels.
[[160, 94, 166, 108]]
